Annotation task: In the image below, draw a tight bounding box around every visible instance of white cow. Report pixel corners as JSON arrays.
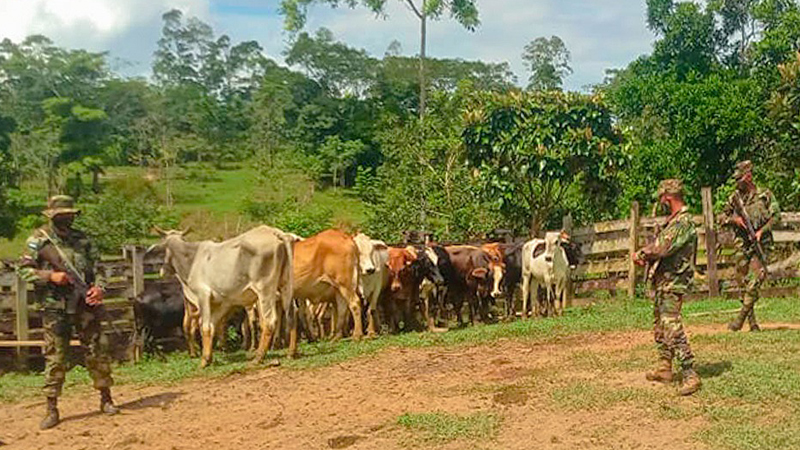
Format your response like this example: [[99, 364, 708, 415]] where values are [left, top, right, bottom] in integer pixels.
[[353, 233, 389, 337], [154, 225, 296, 368], [521, 231, 574, 318]]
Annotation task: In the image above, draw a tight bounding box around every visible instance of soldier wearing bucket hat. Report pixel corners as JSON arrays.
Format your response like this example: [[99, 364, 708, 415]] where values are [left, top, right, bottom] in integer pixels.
[[16, 195, 119, 430], [721, 160, 781, 332], [633, 179, 701, 396]]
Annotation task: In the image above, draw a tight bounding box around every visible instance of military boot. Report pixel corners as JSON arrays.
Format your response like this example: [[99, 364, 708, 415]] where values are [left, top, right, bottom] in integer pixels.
[[99, 388, 120, 415], [728, 303, 752, 332], [40, 397, 60, 430], [645, 358, 674, 383], [678, 368, 702, 396]]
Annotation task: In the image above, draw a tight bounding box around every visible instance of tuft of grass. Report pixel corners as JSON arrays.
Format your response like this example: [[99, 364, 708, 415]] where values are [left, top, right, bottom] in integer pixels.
[[396, 411, 501, 443]]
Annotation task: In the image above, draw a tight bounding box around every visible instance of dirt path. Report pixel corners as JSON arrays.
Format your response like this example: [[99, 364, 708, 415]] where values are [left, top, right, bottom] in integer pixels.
[[1, 322, 796, 450]]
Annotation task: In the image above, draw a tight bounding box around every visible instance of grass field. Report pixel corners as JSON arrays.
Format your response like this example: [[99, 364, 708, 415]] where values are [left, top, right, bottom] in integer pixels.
[[3, 296, 800, 449]]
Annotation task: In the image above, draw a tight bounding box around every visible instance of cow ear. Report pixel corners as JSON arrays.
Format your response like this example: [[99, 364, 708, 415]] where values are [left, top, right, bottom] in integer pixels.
[[373, 242, 388, 251], [470, 267, 489, 279]]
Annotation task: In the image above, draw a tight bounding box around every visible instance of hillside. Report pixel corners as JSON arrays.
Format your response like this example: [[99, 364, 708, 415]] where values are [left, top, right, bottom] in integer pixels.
[[0, 164, 370, 258]]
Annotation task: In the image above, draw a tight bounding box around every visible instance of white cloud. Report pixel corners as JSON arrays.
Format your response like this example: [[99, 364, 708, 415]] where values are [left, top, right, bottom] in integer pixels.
[[0, 0, 210, 73]]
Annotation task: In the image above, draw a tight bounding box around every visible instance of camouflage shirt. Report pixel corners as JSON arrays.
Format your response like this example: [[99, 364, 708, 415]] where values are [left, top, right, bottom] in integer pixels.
[[641, 206, 697, 294], [17, 225, 103, 309], [722, 187, 780, 249]]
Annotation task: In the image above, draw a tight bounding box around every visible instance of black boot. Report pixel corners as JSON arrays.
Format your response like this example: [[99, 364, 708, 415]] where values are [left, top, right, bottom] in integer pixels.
[[99, 388, 120, 415], [40, 397, 60, 430]]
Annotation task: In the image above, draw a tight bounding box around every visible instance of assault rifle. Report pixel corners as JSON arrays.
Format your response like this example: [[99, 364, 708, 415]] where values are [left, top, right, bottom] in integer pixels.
[[732, 191, 770, 278], [38, 231, 92, 314], [643, 202, 662, 296]]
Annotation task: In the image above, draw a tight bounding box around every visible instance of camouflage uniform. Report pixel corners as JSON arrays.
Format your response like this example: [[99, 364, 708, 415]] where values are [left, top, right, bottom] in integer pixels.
[[637, 179, 700, 395], [721, 162, 780, 331], [17, 202, 113, 399], [641, 204, 697, 370]]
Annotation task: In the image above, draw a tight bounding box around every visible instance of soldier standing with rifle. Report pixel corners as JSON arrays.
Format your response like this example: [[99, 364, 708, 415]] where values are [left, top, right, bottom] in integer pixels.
[[633, 179, 701, 396], [721, 160, 781, 332], [17, 195, 119, 430]]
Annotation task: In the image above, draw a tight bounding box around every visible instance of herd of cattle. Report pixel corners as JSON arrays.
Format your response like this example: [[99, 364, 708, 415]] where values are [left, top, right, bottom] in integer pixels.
[[135, 226, 582, 367]]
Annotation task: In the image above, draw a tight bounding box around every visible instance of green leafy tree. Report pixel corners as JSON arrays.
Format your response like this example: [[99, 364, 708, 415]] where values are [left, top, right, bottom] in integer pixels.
[[522, 36, 572, 91], [0, 114, 16, 237], [462, 91, 625, 235], [281, 0, 480, 118]]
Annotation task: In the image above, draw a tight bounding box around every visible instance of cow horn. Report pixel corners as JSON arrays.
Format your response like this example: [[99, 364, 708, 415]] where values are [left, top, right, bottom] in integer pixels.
[[153, 226, 167, 237], [180, 227, 192, 236]]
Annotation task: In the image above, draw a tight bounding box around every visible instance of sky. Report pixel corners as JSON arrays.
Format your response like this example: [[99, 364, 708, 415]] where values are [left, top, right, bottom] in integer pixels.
[[0, 0, 657, 91]]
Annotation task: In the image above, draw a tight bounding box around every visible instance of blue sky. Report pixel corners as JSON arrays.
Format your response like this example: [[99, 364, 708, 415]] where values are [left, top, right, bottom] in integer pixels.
[[0, 0, 657, 91]]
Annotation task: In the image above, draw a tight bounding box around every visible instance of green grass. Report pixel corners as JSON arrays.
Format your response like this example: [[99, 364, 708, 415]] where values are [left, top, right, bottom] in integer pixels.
[[397, 411, 501, 443]]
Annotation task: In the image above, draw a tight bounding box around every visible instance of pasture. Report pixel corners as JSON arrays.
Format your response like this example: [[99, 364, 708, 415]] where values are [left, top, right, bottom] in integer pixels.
[[3, 296, 800, 450]]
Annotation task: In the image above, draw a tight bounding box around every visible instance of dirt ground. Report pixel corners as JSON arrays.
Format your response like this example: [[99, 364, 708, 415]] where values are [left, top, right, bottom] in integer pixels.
[[0, 323, 761, 450]]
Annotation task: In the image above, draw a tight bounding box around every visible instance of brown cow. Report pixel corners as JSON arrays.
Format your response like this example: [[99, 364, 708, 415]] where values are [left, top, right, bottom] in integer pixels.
[[293, 229, 364, 341], [444, 245, 496, 326], [384, 246, 421, 333]]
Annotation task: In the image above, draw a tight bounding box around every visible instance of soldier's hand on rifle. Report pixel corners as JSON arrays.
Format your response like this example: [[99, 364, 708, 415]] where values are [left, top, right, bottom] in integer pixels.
[[733, 216, 746, 230], [49, 271, 71, 286], [86, 285, 104, 306], [755, 227, 764, 242]]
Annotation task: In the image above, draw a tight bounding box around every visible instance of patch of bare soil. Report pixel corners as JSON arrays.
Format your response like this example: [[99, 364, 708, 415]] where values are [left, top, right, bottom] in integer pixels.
[[3, 322, 798, 450]]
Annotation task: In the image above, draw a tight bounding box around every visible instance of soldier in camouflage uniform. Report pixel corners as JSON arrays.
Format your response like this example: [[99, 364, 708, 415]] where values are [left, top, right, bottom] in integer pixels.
[[17, 195, 119, 430], [721, 160, 780, 332], [633, 179, 701, 396]]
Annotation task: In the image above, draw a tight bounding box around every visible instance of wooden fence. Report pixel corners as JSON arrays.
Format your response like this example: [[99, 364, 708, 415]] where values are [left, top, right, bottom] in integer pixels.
[[568, 187, 800, 302], [0, 246, 169, 370]]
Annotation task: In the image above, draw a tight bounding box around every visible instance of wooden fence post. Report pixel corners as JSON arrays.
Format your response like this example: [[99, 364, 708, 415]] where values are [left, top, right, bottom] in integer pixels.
[[562, 213, 574, 308], [131, 246, 145, 299], [15, 275, 29, 369], [628, 201, 640, 298], [701, 187, 719, 297]]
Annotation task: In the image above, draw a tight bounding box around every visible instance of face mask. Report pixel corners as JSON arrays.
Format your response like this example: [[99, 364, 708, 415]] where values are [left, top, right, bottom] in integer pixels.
[[52, 215, 74, 230]]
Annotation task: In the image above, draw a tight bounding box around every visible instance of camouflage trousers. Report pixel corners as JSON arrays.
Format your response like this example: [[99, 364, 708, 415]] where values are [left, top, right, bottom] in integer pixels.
[[653, 291, 694, 369], [42, 307, 114, 398], [734, 242, 771, 308]]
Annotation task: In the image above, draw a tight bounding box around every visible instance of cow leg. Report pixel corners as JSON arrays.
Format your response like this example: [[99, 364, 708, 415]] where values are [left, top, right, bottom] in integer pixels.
[[342, 288, 363, 341], [183, 299, 198, 357], [367, 291, 380, 338], [199, 296, 214, 368], [521, 273, 530, 320]]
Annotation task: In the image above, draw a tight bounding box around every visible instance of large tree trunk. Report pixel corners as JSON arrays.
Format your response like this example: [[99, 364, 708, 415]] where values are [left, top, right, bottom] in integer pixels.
[[419, 0, 427, 119]]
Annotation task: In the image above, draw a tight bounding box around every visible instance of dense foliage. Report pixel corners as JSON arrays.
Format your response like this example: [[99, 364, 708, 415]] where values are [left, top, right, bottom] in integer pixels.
[[1, 1, 799, 247]]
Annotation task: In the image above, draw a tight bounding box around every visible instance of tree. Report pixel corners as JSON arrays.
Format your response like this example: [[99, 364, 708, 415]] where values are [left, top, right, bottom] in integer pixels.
[[280, 0, 480, 118], [285, 28, 377, 97], [462, 91, 626, 235], [650, 1, 718, 78], [765, 51, 800, 208], [0, 114, 16, 237], [522, 36, 572, 91]]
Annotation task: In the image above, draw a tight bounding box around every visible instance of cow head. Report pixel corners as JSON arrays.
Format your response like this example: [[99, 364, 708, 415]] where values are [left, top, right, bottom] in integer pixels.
[[387, 246, 417, 292], [420, 245, 445, 285], [152, 226, 194, 280], [354, 233, 385, 276], [481, 243, 506, 299], [557, 230, 582, 269]]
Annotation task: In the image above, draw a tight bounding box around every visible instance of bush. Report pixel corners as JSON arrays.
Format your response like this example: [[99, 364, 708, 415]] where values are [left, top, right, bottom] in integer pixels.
[[77, 176, 179, 253], [241, 198, 333, 237]]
